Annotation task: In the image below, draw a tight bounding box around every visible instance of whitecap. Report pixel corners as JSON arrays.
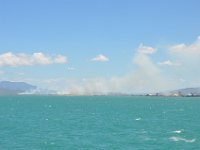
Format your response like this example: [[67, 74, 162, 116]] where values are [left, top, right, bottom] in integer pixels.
[[169, 136, 196, 143], [172, 130, 183, 134], [135, 118, 142, 121]]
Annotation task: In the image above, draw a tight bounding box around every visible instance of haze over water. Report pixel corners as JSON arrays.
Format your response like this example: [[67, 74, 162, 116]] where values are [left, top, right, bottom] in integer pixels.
[[0, 96, 199, 149]]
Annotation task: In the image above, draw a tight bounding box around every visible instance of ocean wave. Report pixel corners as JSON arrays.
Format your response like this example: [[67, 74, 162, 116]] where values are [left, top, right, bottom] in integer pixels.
[[172, 130, 184, 134], [169, 136, 196, 143]]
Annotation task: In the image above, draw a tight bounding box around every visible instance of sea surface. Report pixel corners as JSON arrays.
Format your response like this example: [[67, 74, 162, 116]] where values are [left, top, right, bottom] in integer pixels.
[[0, 96, 200, 150]]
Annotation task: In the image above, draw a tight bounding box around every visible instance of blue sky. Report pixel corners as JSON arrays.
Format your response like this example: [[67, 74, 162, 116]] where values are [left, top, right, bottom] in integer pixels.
[[0, 0, 200, 94]]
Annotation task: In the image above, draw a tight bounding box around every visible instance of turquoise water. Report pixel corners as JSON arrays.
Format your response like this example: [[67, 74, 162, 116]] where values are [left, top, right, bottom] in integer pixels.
[[0, 96, 200, 149]]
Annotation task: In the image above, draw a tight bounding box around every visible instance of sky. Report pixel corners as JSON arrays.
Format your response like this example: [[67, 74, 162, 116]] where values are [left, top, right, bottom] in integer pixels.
[[0, 0, 200, 95]]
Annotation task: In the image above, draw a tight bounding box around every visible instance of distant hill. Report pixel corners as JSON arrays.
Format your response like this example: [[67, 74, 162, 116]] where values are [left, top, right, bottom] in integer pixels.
[[156, 87, 200, 97], [0, 81, 37, 95], [170, 87, 200, 96]]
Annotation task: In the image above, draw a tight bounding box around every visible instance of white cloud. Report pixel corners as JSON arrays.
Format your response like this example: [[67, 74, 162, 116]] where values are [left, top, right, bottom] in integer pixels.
[[0, 52, 67, 67], [169, 36, 200, 75], [169, 37, 200, 67], [158, 60, 181, 66], [91, 54, 109, 62], [137, 43, 156, 54], [32, 53, 51, 65], [54, 55, 67, 63], [170, 36, 200, 55]]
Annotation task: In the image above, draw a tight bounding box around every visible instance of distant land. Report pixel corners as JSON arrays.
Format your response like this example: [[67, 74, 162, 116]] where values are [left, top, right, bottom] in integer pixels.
[[160, 87, 200, 97], [0, 80, 200, 97], [92, 87, 200, 97], [0, 81, 36, 95]]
